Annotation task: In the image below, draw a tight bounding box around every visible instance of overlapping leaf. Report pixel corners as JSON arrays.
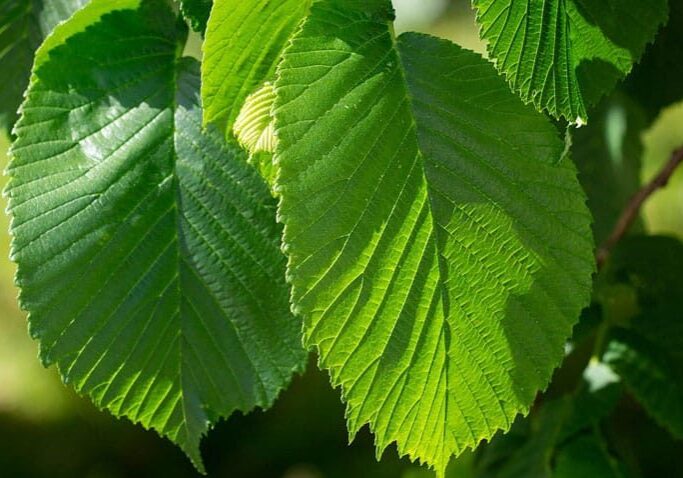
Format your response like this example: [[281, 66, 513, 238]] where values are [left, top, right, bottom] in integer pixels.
[[273, 0, 594, 474], [179, 0, 213, 33], [201, 0, 311, 134], [0, 0, 87, 131], [234, 83, 278, 186], [7, 0, 306, 469], [472, 0, 668, 123], [625, 0, 683, 121]]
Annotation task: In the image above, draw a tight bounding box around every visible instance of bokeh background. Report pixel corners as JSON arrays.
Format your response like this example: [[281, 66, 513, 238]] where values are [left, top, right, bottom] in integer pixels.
[[1, 1, 682, 477]]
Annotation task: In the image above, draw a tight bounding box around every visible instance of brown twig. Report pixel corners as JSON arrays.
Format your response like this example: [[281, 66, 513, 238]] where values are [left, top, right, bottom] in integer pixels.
[[597, 145, 683, 269]]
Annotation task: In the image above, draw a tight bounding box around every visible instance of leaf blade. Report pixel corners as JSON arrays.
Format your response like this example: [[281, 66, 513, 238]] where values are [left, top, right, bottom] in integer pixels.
[[274, 0, 594, 472], [472, 0, 668, 123], [0, 0, 89, 131], [201, 0, 311, 133], [7, 0, 306, 468]]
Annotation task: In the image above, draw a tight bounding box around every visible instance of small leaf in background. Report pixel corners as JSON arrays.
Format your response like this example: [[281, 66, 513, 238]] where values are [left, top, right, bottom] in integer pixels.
[[602, 236, 683, 439], [0, 0, 88, 131], [7, 0, 306, 469], [202, 0, 311, 134], [474, 384, 622, 477], [492, 399, 571, 478], [472, 0, 668, 123], [605, 330, 683, 439], [555, 433, 625, 478], [274, 0, 594, 473]]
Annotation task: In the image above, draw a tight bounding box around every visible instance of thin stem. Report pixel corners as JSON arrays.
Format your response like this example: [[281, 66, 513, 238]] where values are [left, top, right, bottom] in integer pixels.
[[597, 145, 683, 268]]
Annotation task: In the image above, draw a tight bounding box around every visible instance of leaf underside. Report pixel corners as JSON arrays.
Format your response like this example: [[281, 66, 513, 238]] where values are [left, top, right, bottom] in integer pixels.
[[7, 0, 306, 469], [274, 0, 594, 474], [472, 0, 668, 123]]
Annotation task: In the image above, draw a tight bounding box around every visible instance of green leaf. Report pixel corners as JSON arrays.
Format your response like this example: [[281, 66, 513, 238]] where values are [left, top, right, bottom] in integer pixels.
[[201, 0, 311, 133], [624, 0, 683, 122], [7, 0, 306, 469], [472, 0, 668, 123], [602, 236, 683, 345], [555, 433, 625, 478], [495, 399, 571, 478], [475, 384, 621, 478], [602, 236, 683, 439], [605, 329, 683, 439], [559, 382, 621, 442], [235, 83, 278, 156], [0, 0, 88, 131], [179, 0, 212, 33], [274, 0, 594, 473]]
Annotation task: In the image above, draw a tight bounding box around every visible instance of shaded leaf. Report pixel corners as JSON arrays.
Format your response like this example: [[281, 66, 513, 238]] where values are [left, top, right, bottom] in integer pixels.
[[624, 0, 683, 122], [605, 329, 683, 439], [602, 236, 683, 438], [475, 383, 621, 478], [555, 433, 625, 478], [179, 0, 212, 33], [0, 0, 88, 131]]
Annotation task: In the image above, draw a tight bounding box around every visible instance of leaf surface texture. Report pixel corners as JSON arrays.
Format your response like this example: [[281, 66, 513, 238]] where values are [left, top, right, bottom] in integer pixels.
[[201, 0, 311, 133], [7, 0, 306, 468], [274, 0, 594, 473], [472, 0, 668, 122], [0, 0, 88, 130]]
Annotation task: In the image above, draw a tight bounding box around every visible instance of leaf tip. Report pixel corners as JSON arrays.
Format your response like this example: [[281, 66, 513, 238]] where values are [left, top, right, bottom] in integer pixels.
[[179, 439, 207, 475]]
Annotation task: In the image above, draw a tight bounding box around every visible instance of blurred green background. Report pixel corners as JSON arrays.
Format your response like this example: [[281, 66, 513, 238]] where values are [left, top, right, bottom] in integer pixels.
[[1, 1, 682, 477]]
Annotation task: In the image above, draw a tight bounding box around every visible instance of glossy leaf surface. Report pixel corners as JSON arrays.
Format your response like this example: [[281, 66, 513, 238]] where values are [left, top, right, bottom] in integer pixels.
[[7, 0, 306, 468]]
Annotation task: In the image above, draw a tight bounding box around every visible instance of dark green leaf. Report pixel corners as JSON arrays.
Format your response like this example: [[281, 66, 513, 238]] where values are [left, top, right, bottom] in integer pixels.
[[179, 0, 212, 33], [624, 0, 683, 122], [605, 329, 683, 439], [602, 236, 683, 438], [0, 0, 88, 131], [7, 0, 306, 469], [555, 433, 625, 478]]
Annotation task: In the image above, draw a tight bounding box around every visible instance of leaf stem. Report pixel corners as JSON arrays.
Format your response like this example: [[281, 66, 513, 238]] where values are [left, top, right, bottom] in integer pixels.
[[597, 145, 683, 268]]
